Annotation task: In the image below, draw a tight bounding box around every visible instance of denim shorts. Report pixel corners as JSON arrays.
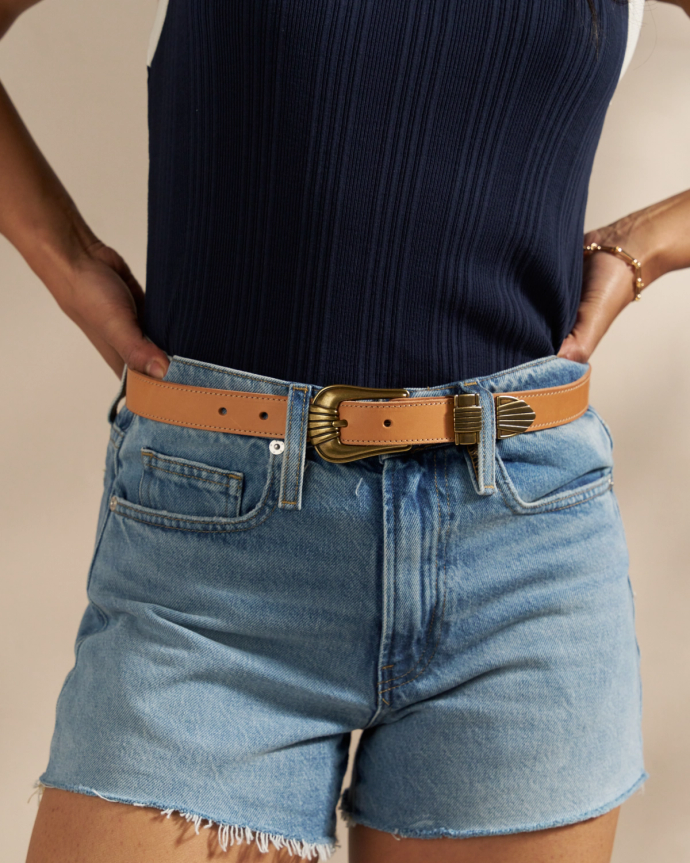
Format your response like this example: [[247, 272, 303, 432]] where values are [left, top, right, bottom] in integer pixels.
[[39, 354, 646, 860]]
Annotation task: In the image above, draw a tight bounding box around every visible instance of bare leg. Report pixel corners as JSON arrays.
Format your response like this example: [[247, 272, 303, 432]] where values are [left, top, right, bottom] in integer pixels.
[[349, 807, 620, 863], [26, 787, 302, 863]]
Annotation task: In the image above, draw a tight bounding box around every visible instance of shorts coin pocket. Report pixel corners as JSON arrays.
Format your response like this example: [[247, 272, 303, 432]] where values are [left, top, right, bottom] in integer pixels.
[[139, 448, 244, 519], [495, 407, 614, 514]]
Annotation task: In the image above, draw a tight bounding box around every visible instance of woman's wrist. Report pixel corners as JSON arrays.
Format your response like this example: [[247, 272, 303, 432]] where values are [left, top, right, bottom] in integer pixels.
[[13, 191, 102, 307], [0, 76, 101, 303], [587, 189, 690, 290], [640, 189, 690, 283]]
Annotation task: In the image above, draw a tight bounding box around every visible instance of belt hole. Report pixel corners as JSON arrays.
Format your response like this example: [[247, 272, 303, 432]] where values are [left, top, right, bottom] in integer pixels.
[[218, 407, 227, 416], [383, 418, 392, 427], [260, 411, 268, 420]]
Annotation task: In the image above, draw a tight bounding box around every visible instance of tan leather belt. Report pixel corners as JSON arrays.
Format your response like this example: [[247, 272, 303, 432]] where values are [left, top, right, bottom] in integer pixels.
[[125, 366, 590, 463]]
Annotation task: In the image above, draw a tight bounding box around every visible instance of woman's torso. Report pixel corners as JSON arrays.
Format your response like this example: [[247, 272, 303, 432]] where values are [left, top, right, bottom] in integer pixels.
[[144, 0, 636, 388]]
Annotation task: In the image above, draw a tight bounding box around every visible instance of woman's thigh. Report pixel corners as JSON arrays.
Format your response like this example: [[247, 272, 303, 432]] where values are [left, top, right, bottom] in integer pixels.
[[349, 808, 620, 863], [26, 788, 295, 863]]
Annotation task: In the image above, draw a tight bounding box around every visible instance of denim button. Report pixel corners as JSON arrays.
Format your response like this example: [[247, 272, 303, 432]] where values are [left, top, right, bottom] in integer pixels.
[[269, 440, 285, 455]]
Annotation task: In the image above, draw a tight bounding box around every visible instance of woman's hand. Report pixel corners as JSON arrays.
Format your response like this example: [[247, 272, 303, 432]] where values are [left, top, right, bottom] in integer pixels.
[[557, 225, 643, 364], [559, 189, 690, 363], [54, 239, 170, 380]]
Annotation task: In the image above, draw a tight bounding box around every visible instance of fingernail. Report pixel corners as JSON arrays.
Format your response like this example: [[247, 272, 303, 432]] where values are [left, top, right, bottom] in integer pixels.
[[146, 360, 166, 379]]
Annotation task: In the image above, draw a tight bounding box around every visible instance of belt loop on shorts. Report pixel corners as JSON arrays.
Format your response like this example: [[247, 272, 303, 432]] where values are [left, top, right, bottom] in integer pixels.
[[278, 383, 312, 511], [107, 365, 129, 425], [460, 381, 496, 496]]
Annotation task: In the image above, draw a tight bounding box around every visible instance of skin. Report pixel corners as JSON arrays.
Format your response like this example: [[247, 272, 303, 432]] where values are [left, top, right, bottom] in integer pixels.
[[27, 788, 620, 863], [2, 0, 689, 860]]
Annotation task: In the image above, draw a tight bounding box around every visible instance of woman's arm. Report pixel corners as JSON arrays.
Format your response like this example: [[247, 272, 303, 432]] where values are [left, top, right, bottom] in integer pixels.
[[0, 0, 169, 378], [559, 189, 690, 363]]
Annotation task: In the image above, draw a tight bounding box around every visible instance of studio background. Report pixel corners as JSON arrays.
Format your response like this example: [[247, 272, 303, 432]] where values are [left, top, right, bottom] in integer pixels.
[[1, 2, 689, 860]]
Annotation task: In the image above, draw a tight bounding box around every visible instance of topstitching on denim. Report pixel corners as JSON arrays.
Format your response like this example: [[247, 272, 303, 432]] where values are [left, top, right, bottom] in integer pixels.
[[379, 449, 451, 696]]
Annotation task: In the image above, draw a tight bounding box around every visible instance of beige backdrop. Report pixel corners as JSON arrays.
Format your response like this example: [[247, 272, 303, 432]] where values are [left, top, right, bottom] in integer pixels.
[[1, 2, 689, 861]]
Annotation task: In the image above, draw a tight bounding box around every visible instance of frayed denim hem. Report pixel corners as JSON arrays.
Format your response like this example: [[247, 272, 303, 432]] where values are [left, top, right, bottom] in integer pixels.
[[339, 771, 648, 840], [33, 780, 335, 860]]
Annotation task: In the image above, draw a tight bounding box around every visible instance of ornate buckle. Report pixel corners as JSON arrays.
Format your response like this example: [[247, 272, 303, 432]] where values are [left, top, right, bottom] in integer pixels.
[[495, 395, 536, 439], [308, 385, 412, 463], [454, 393, 536, 445], [453, 394, 482, 445]]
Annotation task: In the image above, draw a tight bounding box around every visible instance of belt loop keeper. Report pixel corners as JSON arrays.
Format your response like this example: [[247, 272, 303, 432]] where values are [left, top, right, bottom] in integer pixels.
[[278, 383, 311, 511], [476, 385, 496, 495], [459, 382, 496, 496], [107, 364, 129, 425]]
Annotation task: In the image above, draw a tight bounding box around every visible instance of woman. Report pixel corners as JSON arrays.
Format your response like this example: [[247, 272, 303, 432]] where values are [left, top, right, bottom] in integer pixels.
[[2, 1, 689, 861]]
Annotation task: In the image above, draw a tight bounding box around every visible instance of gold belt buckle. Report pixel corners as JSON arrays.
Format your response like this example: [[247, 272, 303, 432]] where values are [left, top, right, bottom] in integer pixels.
[[453, 394, 483, 445], [453, 393, 536, 444], [308, 385, 412, 463]]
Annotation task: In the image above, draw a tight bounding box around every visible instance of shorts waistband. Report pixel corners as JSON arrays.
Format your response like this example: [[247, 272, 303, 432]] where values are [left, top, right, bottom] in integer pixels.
[[108, 354, 591, 508]]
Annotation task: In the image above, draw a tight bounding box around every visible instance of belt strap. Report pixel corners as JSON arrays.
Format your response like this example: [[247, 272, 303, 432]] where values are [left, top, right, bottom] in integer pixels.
[[126, 372, 290, 439], [125, 367, 590, 457]]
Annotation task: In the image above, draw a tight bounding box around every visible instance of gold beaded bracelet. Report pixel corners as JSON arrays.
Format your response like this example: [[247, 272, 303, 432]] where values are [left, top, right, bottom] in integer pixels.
[[583, 242, 645, 301]]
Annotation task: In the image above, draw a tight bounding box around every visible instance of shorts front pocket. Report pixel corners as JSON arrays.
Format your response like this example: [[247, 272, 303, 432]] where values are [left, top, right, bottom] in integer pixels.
[[139, 449, 243, 519], [495, 407, 614, 514]]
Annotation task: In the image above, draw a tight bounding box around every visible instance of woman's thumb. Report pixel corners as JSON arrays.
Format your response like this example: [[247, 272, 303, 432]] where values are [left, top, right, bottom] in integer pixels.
[[144, 354, 169, 379], [108, 319, 170, 379]]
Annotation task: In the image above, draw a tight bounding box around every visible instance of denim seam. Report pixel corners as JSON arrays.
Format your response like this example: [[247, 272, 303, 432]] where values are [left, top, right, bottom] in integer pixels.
[[496, 454, 612, 507], [113, 494, 279, 533], [463, 354, 560, 386], [140, 461, 237, 517], [109, 426, 125, 449], [625, 569, 645, 759], [144, 463, 241, 488], [380, 449, 443, 687], [461, 444, 482, 493], [173, 354, 563, 393], [280, 385, 309, 507], [175, 357, 292, 391], [379, 450, 449, 696], [380, 453, 441, 680], [142, 451, 243, 482], [280, 390, 297, 505], [393, 358, 560, 397], [589, 405, 615, 450], [87, 433, 128, 597], [109, 405, 135, 448], [377, 464, 399, 705], [138, 464, 148, 510], [496, 457, 614, 514], [86, 510, 115, 596], [541, 485, 613, 513]]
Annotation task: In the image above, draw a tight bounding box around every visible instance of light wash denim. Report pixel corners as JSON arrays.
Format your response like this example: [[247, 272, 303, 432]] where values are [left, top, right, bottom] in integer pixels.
[[39, 354, 646, 859]]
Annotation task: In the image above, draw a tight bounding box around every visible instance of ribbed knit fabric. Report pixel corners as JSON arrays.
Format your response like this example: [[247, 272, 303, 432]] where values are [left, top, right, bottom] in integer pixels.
[[145, 0, 628, 389]]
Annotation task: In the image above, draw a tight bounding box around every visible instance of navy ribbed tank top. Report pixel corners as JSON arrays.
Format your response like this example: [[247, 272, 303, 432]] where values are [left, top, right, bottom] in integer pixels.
[[144, 1, 637, 389]]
